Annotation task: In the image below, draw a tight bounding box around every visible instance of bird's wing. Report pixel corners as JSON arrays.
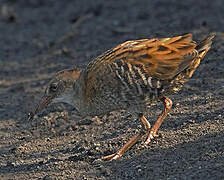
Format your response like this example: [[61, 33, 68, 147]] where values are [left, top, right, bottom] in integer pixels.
[[83, 34, 198, 100], [85, 33, 198, 80]]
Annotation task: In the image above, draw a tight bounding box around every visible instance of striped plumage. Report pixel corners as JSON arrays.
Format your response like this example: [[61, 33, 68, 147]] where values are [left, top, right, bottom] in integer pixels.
[[81, 33, 214, 115], [29, 33, 215, 160]]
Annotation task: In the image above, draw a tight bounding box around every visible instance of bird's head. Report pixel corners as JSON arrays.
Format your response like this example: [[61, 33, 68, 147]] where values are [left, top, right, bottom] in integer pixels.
[[28, 67, 82, 120]]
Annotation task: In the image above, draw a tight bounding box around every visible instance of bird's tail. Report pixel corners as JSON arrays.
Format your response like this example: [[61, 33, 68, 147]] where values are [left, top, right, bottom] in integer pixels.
[[196, 33, 216, 59], [181, 33, 215, 79]]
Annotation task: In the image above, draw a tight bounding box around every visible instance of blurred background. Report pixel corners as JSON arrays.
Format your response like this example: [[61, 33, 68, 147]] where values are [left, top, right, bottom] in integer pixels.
[[0, 0, 223, 179]]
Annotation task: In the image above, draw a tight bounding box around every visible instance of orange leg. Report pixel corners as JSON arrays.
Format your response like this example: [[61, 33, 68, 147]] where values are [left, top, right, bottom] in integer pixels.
[[102, 114, 151, 161], [144, 97, 172, 145]]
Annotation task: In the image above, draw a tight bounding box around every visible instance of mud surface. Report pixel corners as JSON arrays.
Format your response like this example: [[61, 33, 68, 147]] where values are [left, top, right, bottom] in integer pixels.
[[0, 0, 224, 179]]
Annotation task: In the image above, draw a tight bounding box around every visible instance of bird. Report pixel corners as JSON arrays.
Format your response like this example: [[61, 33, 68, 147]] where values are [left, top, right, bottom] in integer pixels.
[[28, 33, 215, 160]]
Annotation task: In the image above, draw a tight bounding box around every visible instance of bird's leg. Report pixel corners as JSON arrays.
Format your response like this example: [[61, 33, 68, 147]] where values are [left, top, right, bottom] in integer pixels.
[[144, 97, 172, 145], [102, 113, 151, 161]]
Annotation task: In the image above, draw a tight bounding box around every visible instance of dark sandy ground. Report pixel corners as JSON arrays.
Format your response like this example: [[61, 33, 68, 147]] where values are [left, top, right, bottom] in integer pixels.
[[0, 0, 224, 179]]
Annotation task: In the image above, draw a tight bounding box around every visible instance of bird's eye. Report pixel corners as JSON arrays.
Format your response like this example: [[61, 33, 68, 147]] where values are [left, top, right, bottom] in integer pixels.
[[50, 83, 58, 92]]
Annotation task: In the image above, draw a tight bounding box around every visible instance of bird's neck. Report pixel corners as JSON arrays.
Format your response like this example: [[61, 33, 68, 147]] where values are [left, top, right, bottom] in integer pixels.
[[71, 72, 86, 112]]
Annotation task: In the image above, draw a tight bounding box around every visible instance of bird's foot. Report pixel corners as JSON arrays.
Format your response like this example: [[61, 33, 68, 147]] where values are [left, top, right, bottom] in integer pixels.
[[101, 152, 121, 161], [144, 131, 159, 145]]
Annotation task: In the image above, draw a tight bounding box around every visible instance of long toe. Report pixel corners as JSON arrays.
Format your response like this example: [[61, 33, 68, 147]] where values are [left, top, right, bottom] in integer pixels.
[[102, 153, 121, 161]]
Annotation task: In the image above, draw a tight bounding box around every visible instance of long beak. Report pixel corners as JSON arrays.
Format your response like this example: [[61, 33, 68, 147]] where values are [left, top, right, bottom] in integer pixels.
[[28, 95, 52, 120]]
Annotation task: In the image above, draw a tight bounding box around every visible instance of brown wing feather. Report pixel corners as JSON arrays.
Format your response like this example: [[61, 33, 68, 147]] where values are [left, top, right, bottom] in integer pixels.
[[86, 34, 197, 78], [116, 33, 197, 80], [83, 34, 205, 101]]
